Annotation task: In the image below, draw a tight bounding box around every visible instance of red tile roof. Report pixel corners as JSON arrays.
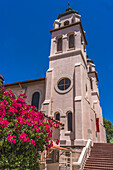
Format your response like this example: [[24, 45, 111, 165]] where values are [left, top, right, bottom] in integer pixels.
[[4, 77, 45, 87]]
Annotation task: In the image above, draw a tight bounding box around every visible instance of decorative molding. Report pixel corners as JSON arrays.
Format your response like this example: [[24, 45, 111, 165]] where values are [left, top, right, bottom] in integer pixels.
[[75, 62, 81, 67], [62, 34, 67, 39], [64, 107, 73, 115], [74, 96, 82, 101], [43, 100, 50, 105], [65, 131, 71, 135], [91, 91, 100, 100], [49, 48, 80, 58], [53, 37, 56, 42], [52, 108, 63, 116], [93, 100, 98, 104], [84, 96, 90, 104], [49, 49, 87, 69], [47, 68, 53, 72]]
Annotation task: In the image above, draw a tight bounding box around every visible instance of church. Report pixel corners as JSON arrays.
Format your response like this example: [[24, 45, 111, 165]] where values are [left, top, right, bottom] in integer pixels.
[[3, 4, 106, 150]]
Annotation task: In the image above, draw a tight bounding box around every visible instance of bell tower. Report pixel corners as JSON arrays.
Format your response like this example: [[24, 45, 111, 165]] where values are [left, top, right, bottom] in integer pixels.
[[42, 4, 106, 147]]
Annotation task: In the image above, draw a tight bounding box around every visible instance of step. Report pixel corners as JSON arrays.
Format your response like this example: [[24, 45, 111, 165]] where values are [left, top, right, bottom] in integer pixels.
[[87, 159, 113, 163], [84, 164, 113, 168], [88, 157, 113, 160], [86, 162, 113, 166], [84, 167, 113, 170], [84, 143, 113, 169], [86, 161, 113, 164]]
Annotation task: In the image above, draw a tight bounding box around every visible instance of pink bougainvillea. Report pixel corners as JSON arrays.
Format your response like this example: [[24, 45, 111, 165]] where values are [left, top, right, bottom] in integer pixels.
[[0, 85, 60, 152]]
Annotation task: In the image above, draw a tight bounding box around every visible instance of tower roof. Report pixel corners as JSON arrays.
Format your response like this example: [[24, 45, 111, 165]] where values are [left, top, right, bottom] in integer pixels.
[[87, 58, 94, 64], [58, 3, 78, 19]]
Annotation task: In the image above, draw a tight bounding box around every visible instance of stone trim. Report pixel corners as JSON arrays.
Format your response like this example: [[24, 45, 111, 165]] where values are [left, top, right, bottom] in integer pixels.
[[43, 100, 50, 105], [49, 49, 80, 58], [74, 96, 82, 101], [64, 107, 73, 115], [93, 100, 98, 104], [62, 34, 67, 39], [84, 96, 90, 104], [47, 68, 53, 72], [49, 49, 87, 69], [52, 108, 63, 116]]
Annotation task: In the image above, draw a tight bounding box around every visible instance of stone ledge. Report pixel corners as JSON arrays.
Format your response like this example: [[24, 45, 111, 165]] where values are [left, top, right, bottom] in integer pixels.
[[74, 96, 82, 101]]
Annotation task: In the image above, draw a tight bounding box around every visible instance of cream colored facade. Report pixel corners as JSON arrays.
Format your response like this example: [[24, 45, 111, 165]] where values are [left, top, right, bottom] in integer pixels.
[[5, 6, 106, 148]]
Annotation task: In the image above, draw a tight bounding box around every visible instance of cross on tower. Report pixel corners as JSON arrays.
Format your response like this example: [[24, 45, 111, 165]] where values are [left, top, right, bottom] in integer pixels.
[[68, 2, 71, 8]]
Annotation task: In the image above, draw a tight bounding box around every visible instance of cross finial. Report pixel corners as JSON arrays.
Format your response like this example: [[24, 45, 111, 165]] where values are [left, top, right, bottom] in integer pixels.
[[68, 2, 71, 8]]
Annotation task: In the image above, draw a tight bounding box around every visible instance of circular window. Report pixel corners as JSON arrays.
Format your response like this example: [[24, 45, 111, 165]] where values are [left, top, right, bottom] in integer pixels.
[[55, 76, 73, 94], [58, 78, 71, 91]]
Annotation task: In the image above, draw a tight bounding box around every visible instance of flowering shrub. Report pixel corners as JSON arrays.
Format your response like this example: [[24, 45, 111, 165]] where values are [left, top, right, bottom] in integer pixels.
[[0, 83, 60, 169]]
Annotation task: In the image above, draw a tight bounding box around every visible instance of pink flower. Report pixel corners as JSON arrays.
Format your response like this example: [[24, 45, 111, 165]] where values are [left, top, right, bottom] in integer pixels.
[[7, 136, 13, 141], [0, 118, 9, 128], [56, 139, 59, 145], [18, 132, 28, 143], [7, 135, 16, 142], [11, 139, 16, 144], [2, 86, 5, 92], [8, 131, 12, 135], [31, 139, 35, 146], [45, 138, 49, 142]]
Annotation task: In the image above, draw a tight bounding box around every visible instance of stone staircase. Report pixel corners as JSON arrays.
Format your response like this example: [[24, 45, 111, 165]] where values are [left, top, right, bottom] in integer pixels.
[[84, 143, 113, 170]]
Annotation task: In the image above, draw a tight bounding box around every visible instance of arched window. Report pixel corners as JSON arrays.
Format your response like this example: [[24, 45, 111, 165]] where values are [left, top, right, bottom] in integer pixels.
[[57, 37, 62, 52], [67, 112, 72, 131], [31, 92, 40, 109], [64, 20, 69, 26], [69, 34, 74, 49], [55, 113, 60, 121]]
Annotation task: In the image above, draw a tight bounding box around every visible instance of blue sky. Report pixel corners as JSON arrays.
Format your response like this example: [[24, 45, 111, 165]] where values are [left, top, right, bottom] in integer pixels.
[[0, 0, 113, 122]]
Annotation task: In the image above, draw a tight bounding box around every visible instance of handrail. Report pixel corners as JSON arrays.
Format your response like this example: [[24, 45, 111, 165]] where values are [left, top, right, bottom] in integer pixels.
[[73, 139, 92, 170]]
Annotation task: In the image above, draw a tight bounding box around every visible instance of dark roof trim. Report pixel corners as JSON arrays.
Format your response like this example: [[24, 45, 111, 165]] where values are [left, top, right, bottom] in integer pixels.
[[4, 77, 45, 87], [58, 8, 78, 19], [50, 21, 87, 45], [87, 58, 94, 64]]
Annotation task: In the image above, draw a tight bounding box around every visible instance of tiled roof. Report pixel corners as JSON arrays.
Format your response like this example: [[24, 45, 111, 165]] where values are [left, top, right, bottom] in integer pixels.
[[4, 77, 45, 87]]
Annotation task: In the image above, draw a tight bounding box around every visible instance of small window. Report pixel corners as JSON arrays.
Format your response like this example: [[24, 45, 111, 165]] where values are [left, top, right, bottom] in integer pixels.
[[86, 84, 87, 92], [55, 113, 60, 121], [90, 78, 93, 90], [81, 36, 83, 44], [64, 20, 69, 26], [68, 112, 72, 131], [89, 66, 92, 72], [84, 44, 86, 52], [58, 78, 71, 91], [57, 37, 62, 51], [69, 34, 74, 49], [96, 118, 100, 132], [31, 92, 40, 109], [72, 18, 74, 23]]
